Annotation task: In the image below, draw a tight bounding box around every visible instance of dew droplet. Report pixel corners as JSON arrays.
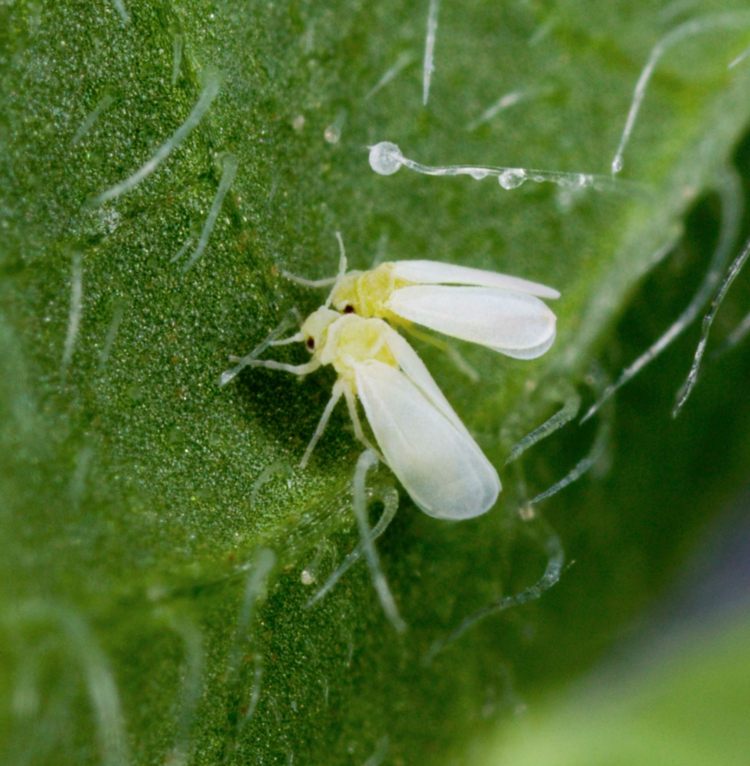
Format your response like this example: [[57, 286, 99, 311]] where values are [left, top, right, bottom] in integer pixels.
[[469, 169, 489, 180], [498, 168, 526, 190], [368, 141, 403, 176], [559, 173, 592, 191]]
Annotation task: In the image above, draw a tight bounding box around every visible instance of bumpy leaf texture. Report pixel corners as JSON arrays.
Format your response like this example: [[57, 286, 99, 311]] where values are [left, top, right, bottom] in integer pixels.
[[2, 1, 750, 763]]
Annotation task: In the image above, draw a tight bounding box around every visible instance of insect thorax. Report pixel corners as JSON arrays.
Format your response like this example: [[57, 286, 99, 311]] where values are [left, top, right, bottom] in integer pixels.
[[331, 263, 403, 320], [321, 315, 397, 389]]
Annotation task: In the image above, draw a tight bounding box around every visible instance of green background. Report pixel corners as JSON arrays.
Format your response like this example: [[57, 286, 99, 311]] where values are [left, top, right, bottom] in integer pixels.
[[2, 1, 750, 763]]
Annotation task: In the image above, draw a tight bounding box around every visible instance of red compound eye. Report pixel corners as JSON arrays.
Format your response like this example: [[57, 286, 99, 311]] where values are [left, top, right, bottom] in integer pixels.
[[343, 304, 354, 314], [306, 337, 315, 350]]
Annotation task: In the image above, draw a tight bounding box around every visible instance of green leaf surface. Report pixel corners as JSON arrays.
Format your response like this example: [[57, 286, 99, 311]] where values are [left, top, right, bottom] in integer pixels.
[[3, 1, 750, 763], [475, 613, 750, 766]]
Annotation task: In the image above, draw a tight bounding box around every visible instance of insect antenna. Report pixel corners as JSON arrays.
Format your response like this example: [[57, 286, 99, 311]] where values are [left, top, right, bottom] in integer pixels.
[[323, 231, 349, 308]]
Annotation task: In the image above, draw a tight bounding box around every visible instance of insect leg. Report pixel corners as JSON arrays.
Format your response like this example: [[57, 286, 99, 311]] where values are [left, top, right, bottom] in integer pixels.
[[323, 231, 349, 308], [343, 386, 384, 461], [268, 333, 304, 347], [282, 230, 349, 295], [280, 271, 338, 288], [244, 358, 321, 377], [220, 312, 301, 385], [299, 381, 345, 468]]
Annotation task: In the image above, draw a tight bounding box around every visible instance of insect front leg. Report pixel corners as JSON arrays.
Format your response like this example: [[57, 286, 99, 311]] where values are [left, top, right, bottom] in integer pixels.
[[220, 311, 302, 386], [245, 358, 321, 377], [323, 231, 349, 308], [280, 272, 338, 289], [281, 230, 349, 297]]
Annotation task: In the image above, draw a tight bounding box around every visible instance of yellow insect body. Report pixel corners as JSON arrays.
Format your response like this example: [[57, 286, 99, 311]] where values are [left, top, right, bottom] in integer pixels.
[[237, 306, 501, 520], [329, 263, 406, 323], [302, 307, 397, 390], [325, 258, 559, 360]]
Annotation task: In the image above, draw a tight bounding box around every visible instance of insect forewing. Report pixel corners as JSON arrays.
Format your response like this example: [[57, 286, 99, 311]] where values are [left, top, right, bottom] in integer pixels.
[[388, 285, 556, 359], [392, 260, 560, 299], [355, 331, 500, 520], [355, 361, 499, 520], [383, 326, 476, 433]]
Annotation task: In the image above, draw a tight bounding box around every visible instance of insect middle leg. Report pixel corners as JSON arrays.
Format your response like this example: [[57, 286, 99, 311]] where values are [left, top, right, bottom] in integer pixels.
[[343, 387, 384, 461], [300, 381, 345, 468]]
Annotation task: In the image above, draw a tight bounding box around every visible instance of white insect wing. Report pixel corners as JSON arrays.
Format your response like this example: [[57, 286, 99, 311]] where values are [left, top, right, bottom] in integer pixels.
[[355, 360, 500, 521], [387, 285, 556, 359], [391, 260, 560, 299], [383, 324, 470, 432]]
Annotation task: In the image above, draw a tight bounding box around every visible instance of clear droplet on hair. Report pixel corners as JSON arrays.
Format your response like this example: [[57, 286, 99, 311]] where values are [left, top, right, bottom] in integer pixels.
[[498, 168, 526, 190], [469, 169, 489, 180], [369, 141, 403, 176]]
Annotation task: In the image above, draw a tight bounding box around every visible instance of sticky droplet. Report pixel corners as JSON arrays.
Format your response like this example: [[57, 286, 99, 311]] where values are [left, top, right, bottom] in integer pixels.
[[369, 142, 403, 176], [498, 169, 526, 190]]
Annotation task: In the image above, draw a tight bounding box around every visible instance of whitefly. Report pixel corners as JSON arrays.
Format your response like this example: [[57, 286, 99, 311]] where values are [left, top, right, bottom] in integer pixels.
[[285, 233, 560, 361], [222, 307, 501, 521]]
